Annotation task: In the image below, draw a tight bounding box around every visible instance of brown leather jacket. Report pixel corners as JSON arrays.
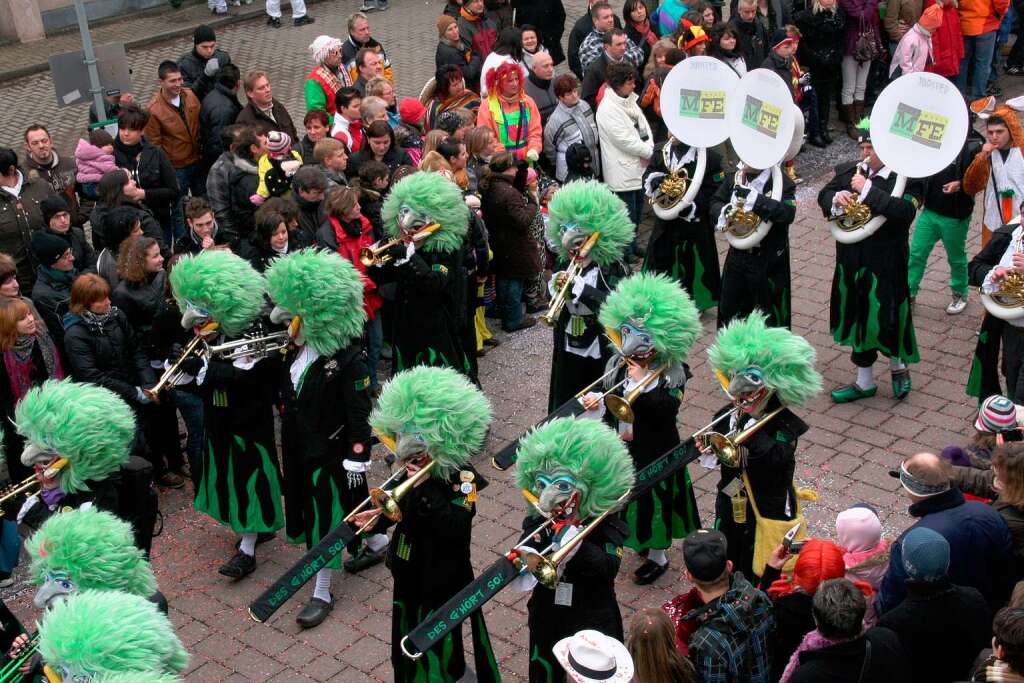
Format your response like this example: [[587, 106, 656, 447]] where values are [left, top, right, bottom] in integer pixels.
[[144, 88, 202, 169]]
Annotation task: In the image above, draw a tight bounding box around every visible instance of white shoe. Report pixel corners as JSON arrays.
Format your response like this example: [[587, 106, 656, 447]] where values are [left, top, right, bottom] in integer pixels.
[[946, 294, 968, 315]]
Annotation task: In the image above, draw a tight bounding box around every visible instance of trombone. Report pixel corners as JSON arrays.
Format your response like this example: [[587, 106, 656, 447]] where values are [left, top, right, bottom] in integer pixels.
[[541, 232, 601, 326], [696, 405, 786, 468], [604, 364, 666, 423], [359, 223, 441, 267], [144, 333, 208, 403], [207, 330, 290, 361]]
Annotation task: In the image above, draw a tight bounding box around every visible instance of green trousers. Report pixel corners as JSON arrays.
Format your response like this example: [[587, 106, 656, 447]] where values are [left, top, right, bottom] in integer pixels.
[[908, 208, 970, 297]]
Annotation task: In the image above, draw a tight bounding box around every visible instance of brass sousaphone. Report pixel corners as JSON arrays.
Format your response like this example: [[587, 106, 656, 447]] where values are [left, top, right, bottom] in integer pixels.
[[722, 69, 799, 250], [982, 219, 1024, 320], [655, 57, 739, 221], [833, 72, 968, 244]]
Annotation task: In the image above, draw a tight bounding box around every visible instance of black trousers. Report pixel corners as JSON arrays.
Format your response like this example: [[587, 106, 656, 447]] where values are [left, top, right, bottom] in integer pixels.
[[1002, 323, 1024, 403]]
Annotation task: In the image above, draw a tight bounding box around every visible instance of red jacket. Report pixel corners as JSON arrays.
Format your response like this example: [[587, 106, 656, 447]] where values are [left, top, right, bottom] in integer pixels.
[[925, 0, 965, 76], [663, 587, 707, 656], [325, 215, 383, 319]]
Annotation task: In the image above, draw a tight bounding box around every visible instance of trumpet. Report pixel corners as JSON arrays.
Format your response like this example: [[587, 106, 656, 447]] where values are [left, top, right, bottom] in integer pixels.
[[208, 330, 290, 361], [0, 633, 39, 683], [541, 232, 601, 326], [604, 364, 666, 423], [828, 158, 872, 232], [0, 475, 40, 518], [359, 223, 441, 267], [697, 405, 786, 468], [144, 334, 209, 403], [353, 461, 437, 535]]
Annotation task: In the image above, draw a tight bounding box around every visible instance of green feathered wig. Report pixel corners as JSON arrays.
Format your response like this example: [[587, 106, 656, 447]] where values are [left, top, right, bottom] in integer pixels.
[[96, 673, 183, 683], [265, 248, 367, 355], [28, 508, 157, 597], [546, 180, 635, 267], [598, 273, 701, 366], [707, 312, 822, 406], [168, 250, 266, 337], [381, 172, 470, 254], [38, 590, 189, 676], [370, 366, 492, 478], [514, 417, 635, 520], [15, 381, 133, 494]]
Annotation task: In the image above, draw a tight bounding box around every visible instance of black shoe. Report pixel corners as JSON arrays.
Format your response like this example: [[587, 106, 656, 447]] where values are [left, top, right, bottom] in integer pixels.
[[483, 337, 502, 348], [808, 134, 828, 148], [293, 14, 314, 26], [266, 15, 280, 27], [633, 559, 669, 585], [821, 129, 834, 145], [344, 543, 388, 573], [525, 302, 547, 314], [218, 551, 256, 579], [502, 316, 538, 333], [296, 595, 333, 628]]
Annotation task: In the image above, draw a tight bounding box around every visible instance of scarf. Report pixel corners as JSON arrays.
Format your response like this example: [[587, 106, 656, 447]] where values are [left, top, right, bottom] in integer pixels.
[[460, 6, 481, 23], [81, 307, 117, 333], [41, 266, 74, 285], [987, 661, 1024, 682], [629, 17, 658, 47], [4, 332, 62, 401], [779, 629, 855, 683]]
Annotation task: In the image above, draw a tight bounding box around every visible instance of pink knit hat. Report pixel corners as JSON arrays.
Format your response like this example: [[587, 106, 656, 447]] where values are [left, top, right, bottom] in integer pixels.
[[835, 506, 882, 554]]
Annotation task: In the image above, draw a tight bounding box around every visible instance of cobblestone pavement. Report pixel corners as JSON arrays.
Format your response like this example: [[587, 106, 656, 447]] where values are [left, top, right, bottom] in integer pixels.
[[0, 1, 1009, 679]]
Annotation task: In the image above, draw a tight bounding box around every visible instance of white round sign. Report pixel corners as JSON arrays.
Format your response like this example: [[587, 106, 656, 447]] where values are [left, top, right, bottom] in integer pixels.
[[724, 68, 796, 169], [784, 103, 804, 162], [869, 71, 969, 178], [660, 56, 740, 147]]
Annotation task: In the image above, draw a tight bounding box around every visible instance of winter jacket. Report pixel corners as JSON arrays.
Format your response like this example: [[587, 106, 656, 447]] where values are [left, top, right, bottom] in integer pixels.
[[581, 52, 640, 111], [787, 627, 909, 683], [178, 47, 232, 102], [890, 23, 933, 75], [758, 565, 817, 683], [653, 0, 690, 35], [567, 11, 622, 79], [458, 8, 498, 61], [730, 15, 771, 68], [110, 270, 176, 362], [953, 465, 1024, 580], [341, 35, 395, 84], [476, 93, 543, 161], [512, 0, 567, 64], [959, 0, 1008, 35], [762, 53, 797, 97], [596, 87, 654, 192], [200, 83, 243, 166], [884, 0, 924, 41], [44, 225, 95, 274], [62, 307, 154, 405], [544, 99, 600, 183], [206, 151, 235, 241], [794, 7, 846, 82], [877, 488, 1015, 615], [315, 215, 383, 319], [0, 173, 54, 291], [30, 267, 73, 356], [23, 152, 80, 226], [663, 587, 705, 656], [481, 171, 541, 279], [74, 139, 117, 184], [927, 0, 965, 76], [226, 155, 260, 242], [112, 138, 178, 244], [524, 73, 557, 126], [173, 228, 229, 256], [234, 235, 284, 273], [878, 579, 992, 683], [235, 100, 299, 144], [346, 146, 413, 181], [579, 30, 645, 75], [292, 190, 325, 248], [436, 40, 484, 89], [685, 572, 775, 683], [304, 65, 352, 123], [144, 88, 202, 169], [839, 0, 883, 56], [88, 200, 163, 255]]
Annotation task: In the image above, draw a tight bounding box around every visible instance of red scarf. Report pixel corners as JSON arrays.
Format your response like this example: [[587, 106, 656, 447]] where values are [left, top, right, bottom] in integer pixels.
[[629, 17, 658, 47]]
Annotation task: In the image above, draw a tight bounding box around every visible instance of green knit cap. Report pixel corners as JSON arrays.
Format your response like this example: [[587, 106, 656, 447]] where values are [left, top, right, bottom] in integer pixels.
[[168, 250, 266, 337]]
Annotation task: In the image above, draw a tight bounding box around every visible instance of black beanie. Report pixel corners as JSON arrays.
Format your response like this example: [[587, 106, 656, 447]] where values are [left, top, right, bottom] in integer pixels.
[[194, 25, 217, 45], [40, 195, 69, 226], [31, 231, 70, 267]]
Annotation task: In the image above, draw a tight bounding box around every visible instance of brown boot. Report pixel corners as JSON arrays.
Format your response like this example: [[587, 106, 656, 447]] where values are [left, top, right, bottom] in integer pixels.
[[843, 104, 859, 139]]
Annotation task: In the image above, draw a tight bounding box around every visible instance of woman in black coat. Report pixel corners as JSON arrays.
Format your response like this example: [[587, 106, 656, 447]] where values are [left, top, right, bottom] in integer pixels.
[[112, 106, 179, 246], [89, 171, 164, 254], [794, 0, 846, 144], [513, 0, 567, 64], [226, 128, 262, 245], [237, 210, 290, 274], [437, 16, 484, 87]]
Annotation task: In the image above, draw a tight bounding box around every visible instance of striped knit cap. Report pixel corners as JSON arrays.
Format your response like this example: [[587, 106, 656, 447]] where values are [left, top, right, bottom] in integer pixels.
[[975, 395, 1018, 433]]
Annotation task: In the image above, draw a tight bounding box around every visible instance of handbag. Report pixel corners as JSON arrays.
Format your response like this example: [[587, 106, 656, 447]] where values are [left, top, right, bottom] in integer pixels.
[[853, 16, 882, 62], [742, 470, 807, 577]]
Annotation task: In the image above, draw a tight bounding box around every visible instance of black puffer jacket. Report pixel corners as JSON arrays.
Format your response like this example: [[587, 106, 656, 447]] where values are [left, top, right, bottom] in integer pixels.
[[111, 271, 174, 361], [0, 174, 54, 291], [200, 83, 242, 166], [436, 40, 483, 87], [89, 200, 163, 253], [62, 307, 154, 405], [30, 267, 73, 359], [178, 47, 232, 102], [113, 138, 178, 243], [227, 155, 260, 243]]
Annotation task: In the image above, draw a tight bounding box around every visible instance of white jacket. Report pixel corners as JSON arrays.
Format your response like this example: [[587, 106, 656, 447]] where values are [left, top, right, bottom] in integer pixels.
[[596, 88, 653, 192]]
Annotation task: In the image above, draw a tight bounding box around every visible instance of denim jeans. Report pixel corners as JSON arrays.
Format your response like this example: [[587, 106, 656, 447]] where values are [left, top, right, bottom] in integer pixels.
[[497, 277, 525, 330], [364, 315, 383, 390], [955, 31, 998, 100], [173, 389, 204, 488], [171, 164, 207, 245], [989, 7, 1014, 87]]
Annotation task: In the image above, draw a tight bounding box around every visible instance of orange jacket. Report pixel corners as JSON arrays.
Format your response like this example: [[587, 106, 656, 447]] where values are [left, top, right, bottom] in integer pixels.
[[957, 0, 1008, 36], [475, 93, 543, 161], [144, 88, 202, 169]]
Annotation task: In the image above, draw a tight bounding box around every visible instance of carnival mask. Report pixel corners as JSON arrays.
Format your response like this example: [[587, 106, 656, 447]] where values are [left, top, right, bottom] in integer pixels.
[[619, 322, 655, 362], [395, 431, 432, 475], [559, 223, 593, 266], [729, 367, 771, 414], [534, 470, 582, 521], [397, 205, 433, 241], [269, 306, 304, 347], [179, 301, 212, 333], [35, 569, 75, 610], [20, 444, 65, 490]]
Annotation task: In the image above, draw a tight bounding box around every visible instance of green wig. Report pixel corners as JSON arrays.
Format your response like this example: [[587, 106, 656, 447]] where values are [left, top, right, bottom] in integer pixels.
[[381, 172, 470, 254], [96, 674, 183, 683], [514, 417, 635, 520], [265, 248, 367, 355], [370, 366, 492, 478], [546, 180, 635, 267], [168, 250, 266, 337], [28, 508, 157, 597], [598, 273, 701, 366], [38, 590, 189, 676], [15, 380, 133, 494], [707, 312, 823, 406]]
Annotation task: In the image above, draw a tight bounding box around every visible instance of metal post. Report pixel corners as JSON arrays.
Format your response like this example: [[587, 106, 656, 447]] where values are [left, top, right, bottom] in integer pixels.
[[72, 0, 108, 127]]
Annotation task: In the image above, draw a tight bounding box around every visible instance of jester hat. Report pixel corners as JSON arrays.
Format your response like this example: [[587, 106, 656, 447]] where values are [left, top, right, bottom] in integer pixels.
[[16, 380, 133, 494], [28, 508, 157, 604], [514, 417, 635, 521], [265, 248, 367, 356], [598, 273, 701, 366], [38, 590, 189, 677], [381, 171, 470, 254], [168, 249, 266, 337], [546, 180, 635, 267], [707, 312, 822, 407], [370, 366, 492, 478]]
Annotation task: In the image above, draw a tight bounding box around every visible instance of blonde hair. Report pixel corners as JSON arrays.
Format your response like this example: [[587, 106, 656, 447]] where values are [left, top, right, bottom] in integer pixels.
[[645, 38, 676, 79], [994, 443, 1024, 508], [314, 137, 346, 164], [418, 151, 455, 180], [627, 609, 697, 683], [422, 130, 448, 157]]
